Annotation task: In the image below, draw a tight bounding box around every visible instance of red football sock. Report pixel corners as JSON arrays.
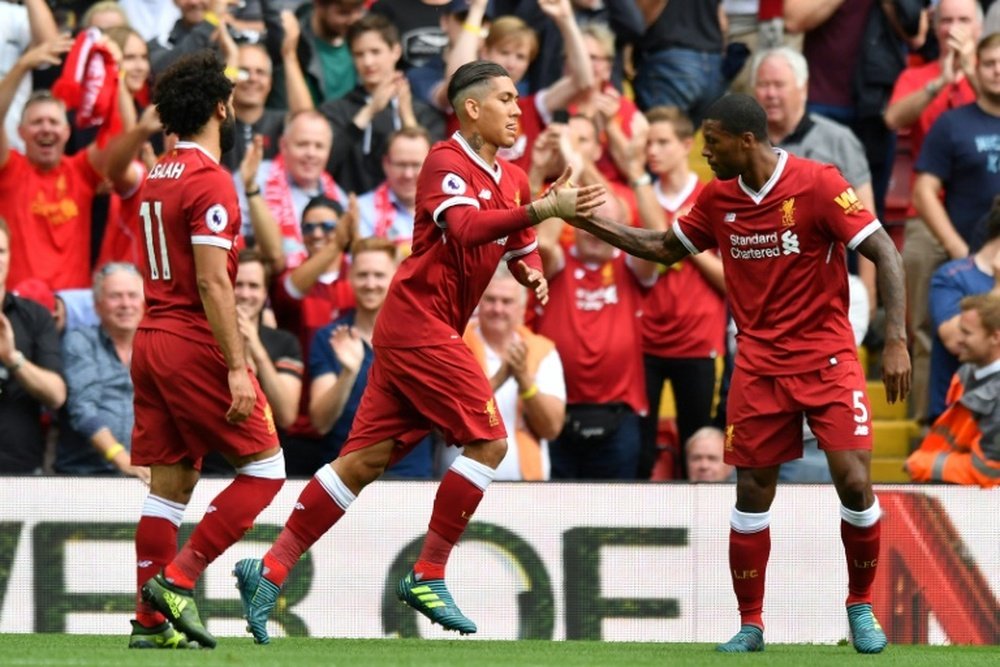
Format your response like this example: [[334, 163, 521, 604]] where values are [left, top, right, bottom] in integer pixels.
[[264, 476, 347, 587], [842, 519, 881, 606], [729, 527, 770, 629], [167, 475, 283, 588], [414, 469, 485, 580], [135, 516, 177, 627]]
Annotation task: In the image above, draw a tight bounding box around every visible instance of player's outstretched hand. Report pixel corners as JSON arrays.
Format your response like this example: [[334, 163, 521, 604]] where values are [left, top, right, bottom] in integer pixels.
[[529, 167, 605, 222], [226, 368, 257, 423], [881, 338, 911, 404]]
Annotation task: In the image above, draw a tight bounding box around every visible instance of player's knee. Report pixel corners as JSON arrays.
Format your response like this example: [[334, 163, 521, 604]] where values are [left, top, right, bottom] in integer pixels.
[[465, 438, 507, 469], [834, 466, 872, 509]]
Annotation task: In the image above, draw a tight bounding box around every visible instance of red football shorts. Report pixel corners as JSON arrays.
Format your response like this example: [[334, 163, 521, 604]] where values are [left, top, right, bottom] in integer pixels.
[[339, 342, 508, 466], [725, 358, 874, 468], [131, 329, 279, 468]]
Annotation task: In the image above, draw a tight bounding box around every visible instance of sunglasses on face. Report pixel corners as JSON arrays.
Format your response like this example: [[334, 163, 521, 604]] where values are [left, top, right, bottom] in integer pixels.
[[301, 221, 337, 235]]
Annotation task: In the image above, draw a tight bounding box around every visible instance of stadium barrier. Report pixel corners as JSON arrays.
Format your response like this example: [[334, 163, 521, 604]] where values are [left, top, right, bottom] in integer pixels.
[[0, 479, 996, 644]]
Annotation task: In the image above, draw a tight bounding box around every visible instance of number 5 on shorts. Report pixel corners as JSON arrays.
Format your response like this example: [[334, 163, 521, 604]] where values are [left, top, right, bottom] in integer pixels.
[[852, 390, 869, 424]]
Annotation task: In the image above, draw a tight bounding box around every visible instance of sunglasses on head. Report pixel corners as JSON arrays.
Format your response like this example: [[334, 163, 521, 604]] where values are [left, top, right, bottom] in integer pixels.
[[301, 220, 337, 234]]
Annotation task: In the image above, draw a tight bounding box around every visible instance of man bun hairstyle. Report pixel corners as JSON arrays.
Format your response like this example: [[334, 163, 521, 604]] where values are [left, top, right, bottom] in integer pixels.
[[703, 93, 769, 142], [153, 50, 234, 138], [447, 60, 511, 111]]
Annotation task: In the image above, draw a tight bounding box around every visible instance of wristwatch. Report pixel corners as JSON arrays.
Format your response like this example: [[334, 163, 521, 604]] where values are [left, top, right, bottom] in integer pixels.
[[925, 80, 943, 97], [630, 173, 652, 189], [5, 350, 25, 372]]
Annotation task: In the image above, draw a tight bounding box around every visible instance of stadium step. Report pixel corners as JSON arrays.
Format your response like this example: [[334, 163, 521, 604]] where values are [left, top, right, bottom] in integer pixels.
[[871, 456, 909, 483], [872, 419, 920, 458], [867, 380, 908, 420]]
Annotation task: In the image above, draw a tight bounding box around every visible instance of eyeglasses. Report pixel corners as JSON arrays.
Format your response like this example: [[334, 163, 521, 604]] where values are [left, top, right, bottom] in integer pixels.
[[301, 221, 337, 235]]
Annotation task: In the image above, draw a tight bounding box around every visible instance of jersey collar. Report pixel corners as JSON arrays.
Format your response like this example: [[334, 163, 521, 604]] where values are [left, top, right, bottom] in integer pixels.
[[452, 131, 502, 185], [738, 148, 787, 205], [175, 141, 219, 164]]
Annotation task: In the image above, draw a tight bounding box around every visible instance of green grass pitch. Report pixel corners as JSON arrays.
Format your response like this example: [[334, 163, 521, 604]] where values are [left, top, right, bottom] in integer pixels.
[[0, 635, 996, 667]]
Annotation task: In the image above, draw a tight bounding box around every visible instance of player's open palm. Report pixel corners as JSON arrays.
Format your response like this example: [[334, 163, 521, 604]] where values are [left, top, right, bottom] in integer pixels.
[[881, 339, 911, 404], [226, 368, 256, 423]]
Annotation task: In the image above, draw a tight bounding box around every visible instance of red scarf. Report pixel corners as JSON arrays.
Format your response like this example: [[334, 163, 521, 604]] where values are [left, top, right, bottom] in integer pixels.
[[263, 154, 341, 268], [372, 182, 396, 238], [52, 28, 122, 148]]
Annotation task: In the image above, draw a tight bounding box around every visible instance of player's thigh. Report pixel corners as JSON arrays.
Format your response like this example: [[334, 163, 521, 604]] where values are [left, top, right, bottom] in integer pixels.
[[131, 330, 195, 466], [381, 344, 508, 445], [146, 332, 278, 464], [338, 354, 432, 461], [803, 360, 874, 453], [726, 366, 803, 467]]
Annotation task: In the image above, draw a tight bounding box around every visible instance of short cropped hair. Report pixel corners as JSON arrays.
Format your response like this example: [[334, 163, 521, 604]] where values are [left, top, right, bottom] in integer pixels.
[[350, 236, 397, 261], [347, 12, 400, 50], [644, 106, 695, 141], [21, 90, 68, 125], [703, 93, 769, 141], [749, 47, 809, 90], [448, 60, 511, 111], [961, 293, 1000, 333], [153, 50, 234, 138], [303, 194, 344, 218]]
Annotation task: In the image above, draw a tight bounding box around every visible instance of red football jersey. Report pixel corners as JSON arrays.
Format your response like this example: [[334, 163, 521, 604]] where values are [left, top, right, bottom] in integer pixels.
[[374, 132, 538, 348], [137, 142, 242, 345], [642, 176, 726, 358], [675, 151, 880, 375], [533, 250, 649, 414]]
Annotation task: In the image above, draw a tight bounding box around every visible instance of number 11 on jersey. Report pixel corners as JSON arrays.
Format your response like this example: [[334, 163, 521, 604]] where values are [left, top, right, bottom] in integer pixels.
[[140, 200, 172, 281]]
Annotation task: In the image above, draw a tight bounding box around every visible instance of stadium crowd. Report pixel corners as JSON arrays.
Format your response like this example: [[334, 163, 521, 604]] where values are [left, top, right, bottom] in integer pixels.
[[0, 0, 997, 489]]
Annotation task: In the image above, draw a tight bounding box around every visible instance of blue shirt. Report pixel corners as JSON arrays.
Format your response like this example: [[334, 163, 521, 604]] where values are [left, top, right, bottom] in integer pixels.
[[916, 103, 1000, 250], [928, 257, 994, 420], [310, 313, 432, 477], [56, 326, 134, 474]]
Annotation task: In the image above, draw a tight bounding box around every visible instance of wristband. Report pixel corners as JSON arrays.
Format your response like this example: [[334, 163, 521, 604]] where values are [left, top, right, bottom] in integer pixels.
[[5, 350, 25, 372], [462, 22, 484, 36], [519, 384, 540, 401], [105, 443, 125, 461], [224, 65, 240, 82], [245, 187, 261, 197]]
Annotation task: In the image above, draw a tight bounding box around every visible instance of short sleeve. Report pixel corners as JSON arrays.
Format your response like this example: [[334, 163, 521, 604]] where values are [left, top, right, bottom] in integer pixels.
[[186, 167, 241, 250], [418, 147, 479, 227], [814, 164, 881, 249], [674, 185, 719, 254], [309, 324, 341, 379]]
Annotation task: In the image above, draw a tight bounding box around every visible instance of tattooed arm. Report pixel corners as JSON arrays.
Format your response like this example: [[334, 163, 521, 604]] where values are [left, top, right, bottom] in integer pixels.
[[857, 226, 911, 403], [568, 211, 692, 266]]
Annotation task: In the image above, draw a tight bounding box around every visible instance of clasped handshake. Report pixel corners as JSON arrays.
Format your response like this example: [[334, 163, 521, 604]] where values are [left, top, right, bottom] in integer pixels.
[[528, 167, 606, 224]]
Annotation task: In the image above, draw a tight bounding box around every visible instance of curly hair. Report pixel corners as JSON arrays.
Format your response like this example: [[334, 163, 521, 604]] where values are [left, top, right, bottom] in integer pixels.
[[153, 50, 234, 138]]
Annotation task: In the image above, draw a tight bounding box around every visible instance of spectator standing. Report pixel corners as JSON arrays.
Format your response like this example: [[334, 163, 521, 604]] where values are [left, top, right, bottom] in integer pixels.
[[534, 199, 657, 480], [55, 263, 148, 483], [884, 0, 981, 424], [0, 0, 60, 153], [288, 0, 366, 106], [631, 107, 726, 480], [319, 13, 444, 195], [0, 218, 66, 474]]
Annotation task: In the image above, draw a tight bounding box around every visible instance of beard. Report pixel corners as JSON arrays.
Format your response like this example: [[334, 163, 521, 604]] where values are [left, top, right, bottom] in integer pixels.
[[220, 112, 237, 154]]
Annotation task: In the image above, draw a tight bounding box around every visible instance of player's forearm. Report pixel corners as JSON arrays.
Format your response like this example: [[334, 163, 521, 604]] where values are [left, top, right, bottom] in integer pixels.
[[444, 205, 533, 246], [198, 279, 247, 371], [571, 214, 688, 265], [863, 231, 908, 346]]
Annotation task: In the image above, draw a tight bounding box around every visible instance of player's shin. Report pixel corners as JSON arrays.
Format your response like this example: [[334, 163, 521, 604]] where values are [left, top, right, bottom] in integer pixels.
[[166, 452, 285, 588], [264, 462, 355, 587], [415, 456, 496, 581], [840, 497, 882, 605], [728, 508, 771, 630], [135, 495, 185, 627]]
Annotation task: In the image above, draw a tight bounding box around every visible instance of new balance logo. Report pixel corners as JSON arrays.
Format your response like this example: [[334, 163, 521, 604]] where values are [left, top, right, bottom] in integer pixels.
[[294, 502, 305, 510], [854, 425, 870, 436], [781, 229, 800, 255], [206, 505, 217, 513], [724, 212, 736, 222], [137, 560, 153, 568], [478, 189, 492, 200]]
